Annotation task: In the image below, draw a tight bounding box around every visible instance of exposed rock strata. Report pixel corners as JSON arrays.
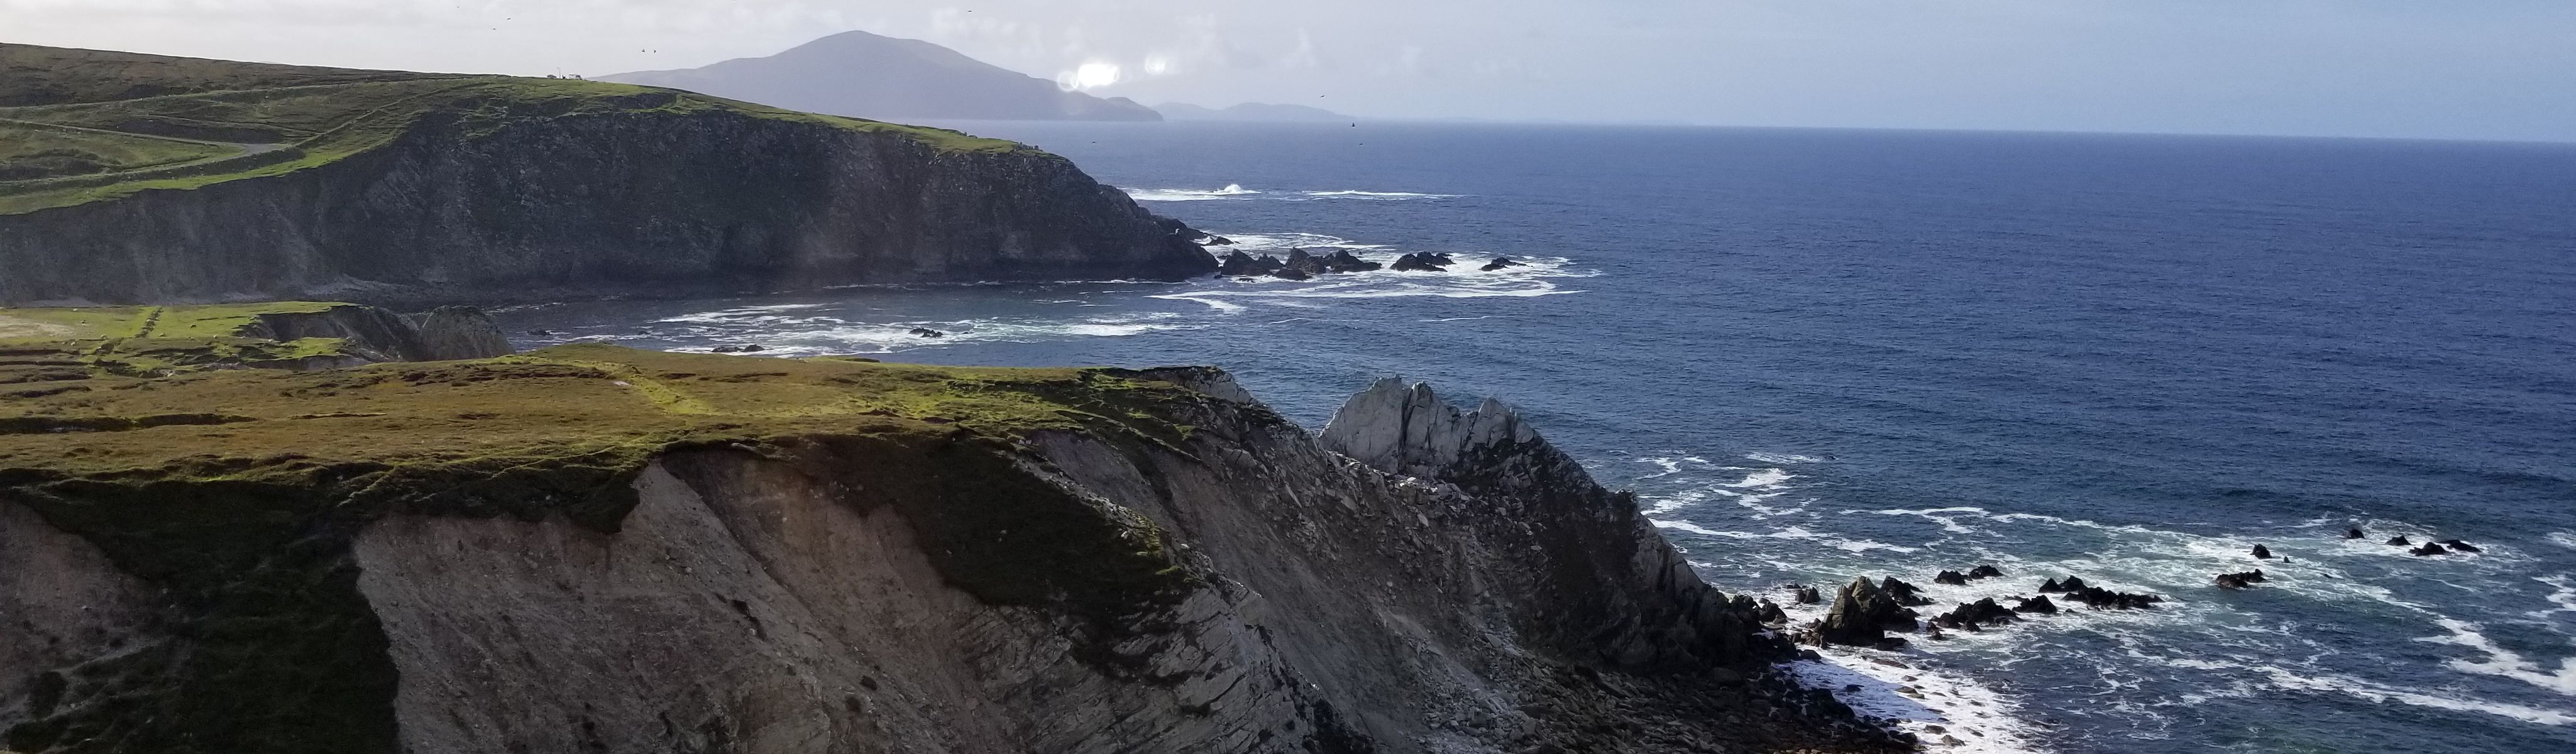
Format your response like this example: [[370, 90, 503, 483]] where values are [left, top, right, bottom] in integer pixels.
[[0, 365, 1897, 753], [0, 109, 1214, 305]]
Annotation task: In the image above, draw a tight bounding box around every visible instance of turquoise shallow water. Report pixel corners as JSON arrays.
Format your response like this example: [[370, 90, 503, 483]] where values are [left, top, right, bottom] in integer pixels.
[[502, 123, 2576, 753]]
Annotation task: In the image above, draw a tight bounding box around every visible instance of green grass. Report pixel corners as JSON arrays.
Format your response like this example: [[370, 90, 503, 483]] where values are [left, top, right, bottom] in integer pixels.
[[0, 122, 235, 180], [0, 67, 1023, 214], [0, 302, 386, 381], [0, 41, 453, 107], [0, 343, 1212, 753]]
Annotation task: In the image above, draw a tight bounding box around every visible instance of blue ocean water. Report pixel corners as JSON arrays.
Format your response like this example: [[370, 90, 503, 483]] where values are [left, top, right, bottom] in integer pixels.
[[500, 123, 2576, 753]]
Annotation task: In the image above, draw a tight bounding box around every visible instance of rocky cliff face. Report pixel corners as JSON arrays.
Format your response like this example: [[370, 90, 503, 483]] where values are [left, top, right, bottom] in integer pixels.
[[245, 304, 514, 363], [0, 351, 1897, 753], [0, 104, 1213, 306]]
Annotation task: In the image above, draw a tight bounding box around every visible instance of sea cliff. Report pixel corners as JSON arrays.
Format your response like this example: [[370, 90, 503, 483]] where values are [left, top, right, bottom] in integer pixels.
[[0, 345, 1902, 753], [0, 45, 1215, 305]]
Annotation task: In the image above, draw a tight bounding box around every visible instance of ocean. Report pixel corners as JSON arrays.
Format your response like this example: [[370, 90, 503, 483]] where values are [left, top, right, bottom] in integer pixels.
[[497, 122, 2576, 753]]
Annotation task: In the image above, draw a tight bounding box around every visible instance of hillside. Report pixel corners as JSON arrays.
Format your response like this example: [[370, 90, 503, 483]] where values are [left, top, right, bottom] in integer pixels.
[[0, 43, 1212, 305], [602, 31, 1162, 122], [0, 337, 1905, 753]]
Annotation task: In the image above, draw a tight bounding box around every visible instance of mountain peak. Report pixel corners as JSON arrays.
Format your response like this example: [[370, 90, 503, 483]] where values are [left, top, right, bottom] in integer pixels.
[[601, 31, 1159, 122]]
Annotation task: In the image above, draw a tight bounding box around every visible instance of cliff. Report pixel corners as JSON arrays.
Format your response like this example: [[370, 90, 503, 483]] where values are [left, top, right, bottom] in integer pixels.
[[0, 45, 1213, 305], [0, 346, 1902, 753], [603, 31, 1164, 122]]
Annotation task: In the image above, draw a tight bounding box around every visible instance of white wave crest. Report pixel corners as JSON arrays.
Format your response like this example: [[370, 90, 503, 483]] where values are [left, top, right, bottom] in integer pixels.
[[1123, 185, 1462, 202], [1124, 184, 1261, 201], [1783, 657, 2047, 754]]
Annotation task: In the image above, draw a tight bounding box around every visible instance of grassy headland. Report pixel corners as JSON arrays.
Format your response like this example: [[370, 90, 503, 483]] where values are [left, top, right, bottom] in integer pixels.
[[0, 43, 1022, 214]]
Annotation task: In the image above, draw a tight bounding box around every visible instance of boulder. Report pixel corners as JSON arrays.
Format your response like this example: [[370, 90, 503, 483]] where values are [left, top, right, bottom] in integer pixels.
[[2409, 542, 2448, 557], [2214, 571, 2265, 589], [2251, 545, 2272, 559], [1930, 599, 2018, 630], [1933, 570, 1969, 586], [1479, 256, 1522, 271], [1792, 585, 1822, 605], [1817, 577, 1922, 647], [2069, 585, 2162, 609], [2386, 536, 2411, 546], [1880, 577, 1934, 607], [908, 328, 945, 338], [2038, 576, 2088, 594], [1216, 250, 1286, 276], [1390, 251, 1456, 272], [1966, 565, 2004, 580], [2343, 527, 2365, 540], [2440, 539, 2480, 554], [2012, 596, 2058, 615], [1755, 600, 1790, 626]]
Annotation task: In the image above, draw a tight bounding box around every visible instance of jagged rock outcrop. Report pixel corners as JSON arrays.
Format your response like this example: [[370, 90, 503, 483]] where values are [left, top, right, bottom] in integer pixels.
[[0, 356, 1895, 753], [1814, 577, 1924, 647]]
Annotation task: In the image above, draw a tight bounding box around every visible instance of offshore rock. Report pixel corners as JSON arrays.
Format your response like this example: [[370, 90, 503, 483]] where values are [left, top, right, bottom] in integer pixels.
[[1815, 577, 1922, 647]]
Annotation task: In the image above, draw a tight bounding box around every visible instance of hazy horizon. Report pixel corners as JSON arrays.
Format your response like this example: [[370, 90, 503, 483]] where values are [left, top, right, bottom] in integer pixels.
[[8, 1, 2576, 143]]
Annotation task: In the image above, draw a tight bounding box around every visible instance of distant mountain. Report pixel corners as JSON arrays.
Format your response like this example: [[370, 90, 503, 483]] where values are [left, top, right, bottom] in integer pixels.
[[1157, 102, 1354, 122], [600, 31, 1159, 122]]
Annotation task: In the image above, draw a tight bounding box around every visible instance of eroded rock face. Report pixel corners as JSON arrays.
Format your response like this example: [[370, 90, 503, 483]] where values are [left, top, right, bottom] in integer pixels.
[[0, 111, 1214, 305], [245, 303, 514, 363], [0, 371, 1891, 753]]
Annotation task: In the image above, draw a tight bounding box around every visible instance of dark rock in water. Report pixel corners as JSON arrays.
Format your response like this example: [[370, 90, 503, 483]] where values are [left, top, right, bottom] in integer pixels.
[[2387, 536, 2412, 546], [2251, 545, 2272, 559], [1270, 268, 1313, 281], [1755, 599, 1790, 626], [2012, 596, 2059, 614], [2038, 577, 2063, 593], [1930, 598, 2018, 630], [740, 344, 765, 352], [1934, 570, 1969, 586], [907, 328, 945, 338], [2069, 585, 2162, 609], [1205, 236, 1236, 246], [1316, 249, 1381, 273], [2410, 542, 2448, 557], [1389, 251, 1456, 272], [1880, 577, 1934, 607], [1817, 577, 1923, 647], [2344, 527, 2365, 540], [1924, 624, 1949, 640], [1792, 585, 1823, 605], [712, 344, 762, 353], [2441, 539, 2481, 553], [1966, 564, 2004, 580], [2214, 570, 2265, 589], [2039, 576, 2089, 594], [1279, 247, 1383, 276], [1479, 256, 1522, 271], [529, 329, 556, 336], [1216, 250, 1287, 276]]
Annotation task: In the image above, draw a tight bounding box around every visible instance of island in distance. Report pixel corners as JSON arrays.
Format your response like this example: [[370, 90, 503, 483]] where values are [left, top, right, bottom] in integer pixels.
[[599, 30, 1160, 122]]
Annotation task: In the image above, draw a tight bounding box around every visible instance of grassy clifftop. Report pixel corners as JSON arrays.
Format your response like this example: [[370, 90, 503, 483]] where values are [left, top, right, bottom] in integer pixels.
[[0, 43, 1021, 214], [0, 343, 1209, 753], [1, 302, 387, 378]]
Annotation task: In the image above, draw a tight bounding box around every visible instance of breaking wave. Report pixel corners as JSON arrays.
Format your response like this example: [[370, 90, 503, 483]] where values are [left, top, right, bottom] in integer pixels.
[[1124, 185, 1463, 202]]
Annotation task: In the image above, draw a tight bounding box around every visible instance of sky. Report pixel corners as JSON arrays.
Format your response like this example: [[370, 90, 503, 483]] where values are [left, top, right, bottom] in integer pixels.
[[6, 1, 2575, 142]]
